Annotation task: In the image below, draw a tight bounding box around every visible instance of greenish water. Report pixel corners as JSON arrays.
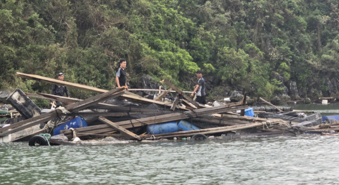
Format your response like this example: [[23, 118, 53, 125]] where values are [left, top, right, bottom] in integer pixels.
[[1, 136, 339, 184], [1, 104, 339, 184], [293, 103, 339, 115]]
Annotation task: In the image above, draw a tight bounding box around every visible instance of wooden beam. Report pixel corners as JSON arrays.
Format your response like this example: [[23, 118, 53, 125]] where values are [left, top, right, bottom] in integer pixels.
[[154, 88, 172, 101], [65, 89, 125, 112], [319, 97, 334, 100], [16, 72, 180, 109], [181, 99, 197, 109], [27, 93, 174, 113], [128, 88, 193, 93], [98, 116, 141, 140], [160, 79, 198, 107], [191, 117, 251, 126], [259, 97, 283, 113]]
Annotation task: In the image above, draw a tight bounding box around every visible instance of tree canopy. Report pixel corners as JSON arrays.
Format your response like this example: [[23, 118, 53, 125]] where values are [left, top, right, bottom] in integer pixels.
[[1, 0, 339, 100]]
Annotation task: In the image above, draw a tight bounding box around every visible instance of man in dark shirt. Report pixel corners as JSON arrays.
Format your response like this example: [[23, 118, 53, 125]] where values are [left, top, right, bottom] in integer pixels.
[[191, 70, 206, 104], [116, 58, 128, 90], [51, 72, 69, 108]]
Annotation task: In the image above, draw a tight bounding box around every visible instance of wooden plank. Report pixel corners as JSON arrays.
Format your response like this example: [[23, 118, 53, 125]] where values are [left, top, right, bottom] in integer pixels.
[[154, 88, 172, 101], [259, 97, 283, 113], [181, 99, 197, 109], [191, 117, 251, 126], [319, 97, 334, 100], [64, 88, 125, 112], [128, 88, 193, 93], [61, 103, 248, 135], [98, 116, 141, 140], [27, 93, 173, 113], [160, 79, 198, 107], [16, 72, 180, 109], [73, 111, 171, 117]]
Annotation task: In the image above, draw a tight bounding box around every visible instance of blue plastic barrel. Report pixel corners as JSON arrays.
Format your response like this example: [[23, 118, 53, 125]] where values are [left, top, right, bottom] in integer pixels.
[[147, 122, 179, 134], [178, 120, 199, 131], [245, 108, 254, 117], [52, 116, 88, 135], [322, 115, 339, 121]]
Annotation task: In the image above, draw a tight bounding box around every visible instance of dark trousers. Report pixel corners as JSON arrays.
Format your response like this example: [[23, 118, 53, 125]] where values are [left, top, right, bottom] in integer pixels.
[[196, 96, 206, 104]]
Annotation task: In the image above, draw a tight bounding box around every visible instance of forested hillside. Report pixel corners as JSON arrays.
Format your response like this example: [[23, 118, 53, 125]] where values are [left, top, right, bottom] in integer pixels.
[[1, 0, 339, 101]]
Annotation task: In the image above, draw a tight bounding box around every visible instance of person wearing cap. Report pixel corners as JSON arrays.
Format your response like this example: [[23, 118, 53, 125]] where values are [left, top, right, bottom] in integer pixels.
[[116, 58, 128, 90], [191, 70, 206, 104], [51, 72, 69, 107]]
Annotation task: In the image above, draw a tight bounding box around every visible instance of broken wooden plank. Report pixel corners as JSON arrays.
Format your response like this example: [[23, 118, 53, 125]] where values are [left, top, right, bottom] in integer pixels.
[[128, 88, 193, 93], [160, 79, 198, 107], [61, 103, 248, 136], [171, 94, 180, 111], [98, 116, 141, 140], [259, 97, 283, 113], [154, 88, 172, 101], [16, 72, 180, 109], [181, 99, 197, 109]]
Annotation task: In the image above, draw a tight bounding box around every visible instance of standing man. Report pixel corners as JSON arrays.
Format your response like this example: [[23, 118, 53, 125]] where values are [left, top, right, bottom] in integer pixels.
[[51, 72, 69, 108], [191, 70, 206, 104], [116, 58, 128, 90]]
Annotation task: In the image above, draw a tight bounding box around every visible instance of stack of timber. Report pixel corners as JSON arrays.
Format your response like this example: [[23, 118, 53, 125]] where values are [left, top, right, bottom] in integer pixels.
[[0, 72, 316, 145]]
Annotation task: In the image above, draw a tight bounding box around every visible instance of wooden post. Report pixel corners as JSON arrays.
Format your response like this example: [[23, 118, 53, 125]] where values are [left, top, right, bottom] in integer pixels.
[[171, 94, 180, 111], [160, 79, 198, 108], [240, 90, 247, 116], [259, 97, 283, 113], [98, 116, 141, 140]]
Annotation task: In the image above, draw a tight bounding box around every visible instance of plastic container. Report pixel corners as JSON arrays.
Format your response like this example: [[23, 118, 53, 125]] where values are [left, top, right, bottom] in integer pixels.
[[147, 122, 179, 134], [178, 120, 199, 131], [244, 108, 254, 117], [52, 116, 88, 135], [322, 115, 339, 122]]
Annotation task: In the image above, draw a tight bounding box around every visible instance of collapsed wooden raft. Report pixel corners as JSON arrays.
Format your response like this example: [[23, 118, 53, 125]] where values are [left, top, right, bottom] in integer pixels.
[[0, 72, 296, 144]]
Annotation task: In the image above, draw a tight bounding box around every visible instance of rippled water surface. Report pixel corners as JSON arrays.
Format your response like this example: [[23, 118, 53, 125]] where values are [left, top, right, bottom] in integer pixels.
[[2, 136, 339, 184]]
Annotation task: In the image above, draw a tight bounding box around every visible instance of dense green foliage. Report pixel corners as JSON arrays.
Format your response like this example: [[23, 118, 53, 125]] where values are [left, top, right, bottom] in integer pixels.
[[1, 0, 339, 99]]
